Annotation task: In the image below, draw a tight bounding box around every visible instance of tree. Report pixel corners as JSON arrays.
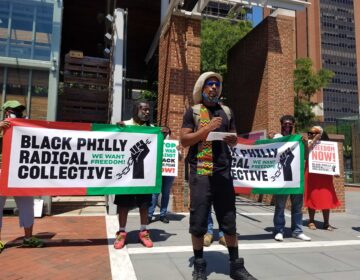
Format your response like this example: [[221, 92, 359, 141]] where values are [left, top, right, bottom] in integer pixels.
[[294, 58, 334, 131], [201, 18, 252, 77]]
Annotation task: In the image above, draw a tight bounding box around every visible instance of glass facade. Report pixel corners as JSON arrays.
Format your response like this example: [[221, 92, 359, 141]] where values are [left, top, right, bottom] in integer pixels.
[[0, 0, 60, 120], [0, 0, 53, 60], [320, 0, 359, 122]]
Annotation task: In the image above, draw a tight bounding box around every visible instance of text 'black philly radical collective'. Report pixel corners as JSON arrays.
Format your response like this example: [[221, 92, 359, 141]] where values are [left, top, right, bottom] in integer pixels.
[[230, 147, 278, 182], [17, 135, 128, 180]]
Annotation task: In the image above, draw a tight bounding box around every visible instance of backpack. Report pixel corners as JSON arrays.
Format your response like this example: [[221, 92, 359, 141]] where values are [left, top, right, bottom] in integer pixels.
[[191, 103, 231, 131]]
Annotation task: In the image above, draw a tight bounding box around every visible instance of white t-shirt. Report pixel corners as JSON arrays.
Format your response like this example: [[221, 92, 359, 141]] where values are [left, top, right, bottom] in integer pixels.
[[123, 118, 153, 126]]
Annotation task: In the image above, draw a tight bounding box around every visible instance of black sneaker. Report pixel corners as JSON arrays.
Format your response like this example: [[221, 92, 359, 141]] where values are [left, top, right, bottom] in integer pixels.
[[230, 258, 257, 280], [147, 216, 153, 224], [160, 216, 170, 224], [192, 258, 207, 280]]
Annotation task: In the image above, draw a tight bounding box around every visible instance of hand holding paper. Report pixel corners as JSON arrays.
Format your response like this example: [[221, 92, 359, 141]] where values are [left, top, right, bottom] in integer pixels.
[[206, 132, 237, 141]]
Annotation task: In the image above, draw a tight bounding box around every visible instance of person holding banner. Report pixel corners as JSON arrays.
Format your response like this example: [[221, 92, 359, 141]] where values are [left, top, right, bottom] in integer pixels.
[[0, 100, 44, 252], [148, 126, 176, 224], [305, 126, 340, 231], [273, 115, 311, 242], [181, 72, 256, 280], [113, 101, 154, 249]]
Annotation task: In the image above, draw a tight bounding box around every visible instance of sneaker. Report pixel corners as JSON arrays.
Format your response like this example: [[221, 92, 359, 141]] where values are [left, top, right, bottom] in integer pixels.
[[274, 233, 283, 242], [192, 258, 207, 280], [148, 216, 153, 224], [230, 258, 257, 280], [160, 216, 170, 224], [0, 240, 5, 253], [139, 230, 153, 248], [292, 233, 311, 241], [114, 231, 127, 249], [22, 236, 44, 248], [219, 236, 227, 247], [203, 233, 213, 247]]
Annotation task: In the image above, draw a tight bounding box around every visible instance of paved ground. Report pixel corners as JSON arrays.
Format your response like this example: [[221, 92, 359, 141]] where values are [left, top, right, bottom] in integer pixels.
[[1, 189, 360, 280]]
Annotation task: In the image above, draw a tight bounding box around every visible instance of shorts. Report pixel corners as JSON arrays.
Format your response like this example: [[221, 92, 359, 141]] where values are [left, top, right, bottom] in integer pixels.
[[114, 194, 151, 209], [189, 172, 237, 237]]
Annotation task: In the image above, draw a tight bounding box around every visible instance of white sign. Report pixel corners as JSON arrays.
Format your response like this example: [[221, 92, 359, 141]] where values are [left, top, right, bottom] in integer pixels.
[[162, 140, 179, 176], [309, 141, 339, 175]]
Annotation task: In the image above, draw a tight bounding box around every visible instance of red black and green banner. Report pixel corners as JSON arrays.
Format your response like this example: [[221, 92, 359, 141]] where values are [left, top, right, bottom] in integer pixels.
[[0, 119, 163, 196]]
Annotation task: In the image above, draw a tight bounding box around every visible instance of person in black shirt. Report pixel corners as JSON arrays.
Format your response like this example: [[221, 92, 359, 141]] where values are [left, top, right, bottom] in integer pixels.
[[181, 72, 256, 280]]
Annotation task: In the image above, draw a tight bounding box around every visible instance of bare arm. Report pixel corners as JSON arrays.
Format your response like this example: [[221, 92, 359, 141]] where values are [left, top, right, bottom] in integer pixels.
[[308, 134, 322, 151], [180, 117, 222, 147]]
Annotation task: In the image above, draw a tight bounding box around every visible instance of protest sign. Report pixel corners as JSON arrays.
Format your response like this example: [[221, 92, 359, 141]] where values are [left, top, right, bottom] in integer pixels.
[[309, 140, 339, 176], [0, 119, 163, 196], [162, 140, 179, 176], [231, 135, 304, 194]]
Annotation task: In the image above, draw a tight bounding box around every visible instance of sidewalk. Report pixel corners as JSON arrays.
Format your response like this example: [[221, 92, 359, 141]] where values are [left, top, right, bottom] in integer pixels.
[[1, 189, 360, 280]]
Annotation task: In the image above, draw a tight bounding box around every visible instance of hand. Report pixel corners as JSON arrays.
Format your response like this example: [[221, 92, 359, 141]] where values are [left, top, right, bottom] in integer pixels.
[[0, 120, 10, 132], [224, 135, 237, 147], [116, 121, 126, 127], [314, 134, 322, 142], [206, 117, 222, 131]]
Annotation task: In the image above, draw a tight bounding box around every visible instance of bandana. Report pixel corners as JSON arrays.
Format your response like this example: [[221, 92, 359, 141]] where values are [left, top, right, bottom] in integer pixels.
[[196, 105, 213, 176]]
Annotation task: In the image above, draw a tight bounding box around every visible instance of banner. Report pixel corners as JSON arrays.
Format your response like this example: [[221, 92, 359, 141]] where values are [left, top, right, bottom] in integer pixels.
[[162, 140, 179, 176], [232, 135, 304, 194], [309, 140, 339, 176], [0, 119, 163, 196]]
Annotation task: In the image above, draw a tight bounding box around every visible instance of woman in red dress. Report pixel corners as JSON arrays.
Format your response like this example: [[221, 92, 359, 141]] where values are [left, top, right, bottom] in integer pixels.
[[305, 126, 341, 231]]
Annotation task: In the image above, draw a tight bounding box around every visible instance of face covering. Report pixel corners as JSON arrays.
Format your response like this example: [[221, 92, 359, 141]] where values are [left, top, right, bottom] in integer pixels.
[[202, 92, 219, 104], [5, 109, 23, 119]]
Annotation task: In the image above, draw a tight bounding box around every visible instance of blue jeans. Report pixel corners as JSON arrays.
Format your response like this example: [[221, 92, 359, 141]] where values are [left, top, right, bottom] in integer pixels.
[[273, 194, 304, 235], [148, 176, 175, 218], [207, 209, 224, 238]]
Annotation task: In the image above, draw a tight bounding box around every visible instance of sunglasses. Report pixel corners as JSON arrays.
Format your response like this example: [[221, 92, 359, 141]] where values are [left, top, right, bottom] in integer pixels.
[[205, 81, 221, 87], [307, 131, 317, 136]]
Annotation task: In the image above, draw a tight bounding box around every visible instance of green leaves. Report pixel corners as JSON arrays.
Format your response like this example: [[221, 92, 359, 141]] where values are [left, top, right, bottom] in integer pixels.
[[294, 58, 334, 131], [201, 18, 252, 77]]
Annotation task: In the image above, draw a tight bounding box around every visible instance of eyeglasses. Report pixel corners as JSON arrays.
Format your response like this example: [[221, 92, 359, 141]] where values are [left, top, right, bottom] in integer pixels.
[[307, 131, 317, 136], [205, 81, 221, 87]]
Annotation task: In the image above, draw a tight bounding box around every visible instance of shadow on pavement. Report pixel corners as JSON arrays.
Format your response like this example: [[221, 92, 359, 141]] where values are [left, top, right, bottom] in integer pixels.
[[352, 226, 360, 232], [238, 233, 273, 241], [188, 252, 230, 277]]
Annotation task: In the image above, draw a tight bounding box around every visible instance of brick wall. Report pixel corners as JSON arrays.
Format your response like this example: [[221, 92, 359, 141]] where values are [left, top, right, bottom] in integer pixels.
[[227, 15, 295, 136], [330, 134, 345, 212], [157, 13, 346, 213], [158, 15, 201, 212]]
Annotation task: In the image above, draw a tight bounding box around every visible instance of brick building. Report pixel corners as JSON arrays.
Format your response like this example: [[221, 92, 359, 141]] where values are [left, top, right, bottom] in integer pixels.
[[295, 0, 359, 123]]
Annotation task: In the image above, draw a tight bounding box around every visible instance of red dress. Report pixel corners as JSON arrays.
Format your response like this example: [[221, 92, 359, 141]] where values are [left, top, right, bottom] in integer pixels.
[[304, 162, 341, 210]]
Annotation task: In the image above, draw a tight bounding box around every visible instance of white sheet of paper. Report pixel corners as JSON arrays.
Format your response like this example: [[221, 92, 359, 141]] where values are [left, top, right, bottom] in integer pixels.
[[206, 132, 237, 141]]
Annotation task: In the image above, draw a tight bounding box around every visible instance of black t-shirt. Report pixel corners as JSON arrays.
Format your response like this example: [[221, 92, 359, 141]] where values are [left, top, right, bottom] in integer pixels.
[[182, 104, 236, 174]]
